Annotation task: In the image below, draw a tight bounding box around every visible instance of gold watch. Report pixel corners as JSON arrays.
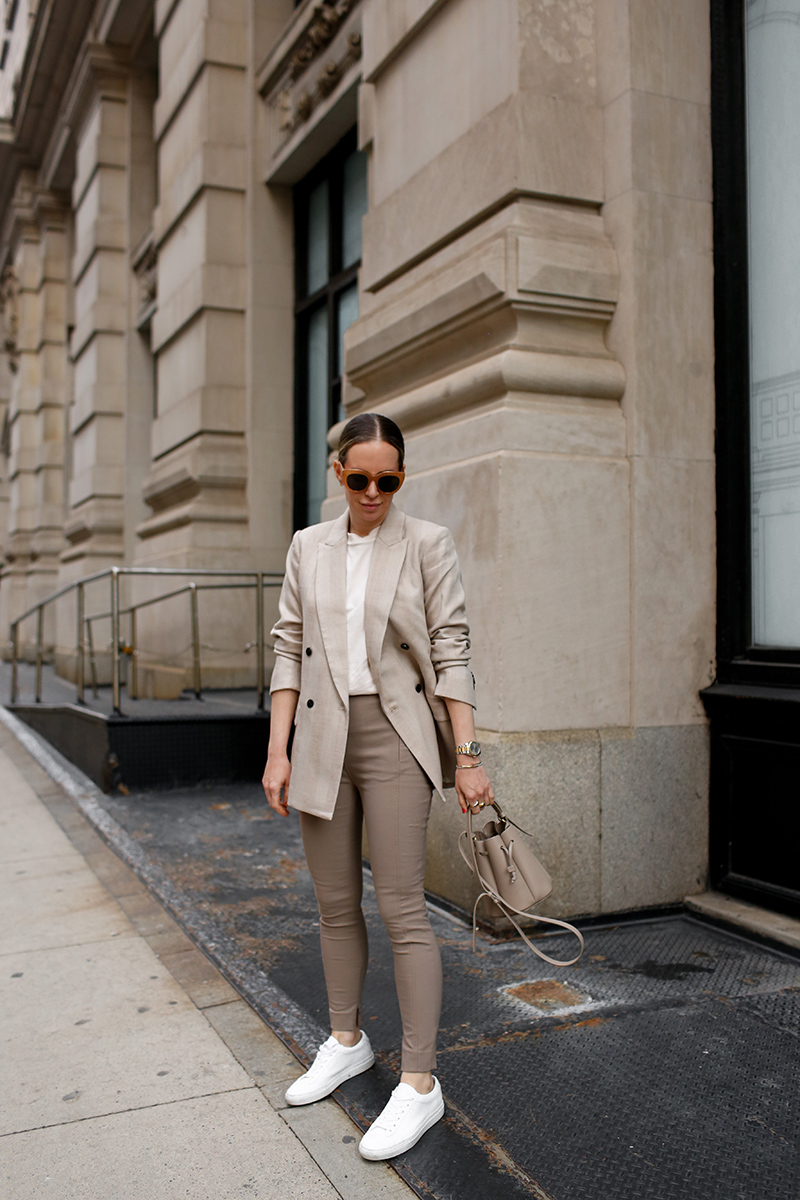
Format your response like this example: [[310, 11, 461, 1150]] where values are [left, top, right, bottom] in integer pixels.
[[455, 740, 481, 757]]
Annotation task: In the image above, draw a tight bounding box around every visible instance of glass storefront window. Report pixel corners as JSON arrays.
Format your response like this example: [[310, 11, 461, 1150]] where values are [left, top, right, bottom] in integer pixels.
[[306, 179, 329, 296], [305, 306, 329, 523], [335, 282, 359, 387], [294, 134, 367, 528], [745, 0, 800, 646], [342, 149, 367, 269]]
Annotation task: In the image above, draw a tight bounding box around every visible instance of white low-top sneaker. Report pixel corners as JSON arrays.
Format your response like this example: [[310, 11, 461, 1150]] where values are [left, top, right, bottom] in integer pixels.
[[284, 1032, 375, 1106], [358, 1077, 444, 1160]]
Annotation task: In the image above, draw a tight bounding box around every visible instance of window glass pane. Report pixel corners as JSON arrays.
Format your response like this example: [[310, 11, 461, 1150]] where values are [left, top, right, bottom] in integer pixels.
[[745, 0, 800, 646], [336, 282, 359, 376], [342, 149, 367, 269], [306, 179, 329, 295], [334, 282, 359, 423], [305, 305, 329, 523]]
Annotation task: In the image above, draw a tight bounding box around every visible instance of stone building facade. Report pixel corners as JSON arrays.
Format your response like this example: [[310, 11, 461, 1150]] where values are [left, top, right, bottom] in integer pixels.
[[0, 0, 719, 919]]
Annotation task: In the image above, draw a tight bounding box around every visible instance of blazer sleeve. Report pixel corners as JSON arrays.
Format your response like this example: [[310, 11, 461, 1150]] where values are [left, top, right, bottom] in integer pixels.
[[422, 525, 476, 708], [270, 532, 303, 693]]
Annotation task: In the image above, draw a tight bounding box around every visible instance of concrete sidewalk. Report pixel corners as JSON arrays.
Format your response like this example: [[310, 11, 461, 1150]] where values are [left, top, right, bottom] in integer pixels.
[[0, 723, 411, 1200]]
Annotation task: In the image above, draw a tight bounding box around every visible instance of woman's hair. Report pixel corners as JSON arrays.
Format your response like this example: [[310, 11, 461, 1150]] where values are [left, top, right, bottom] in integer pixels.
[[337, 412, 405, 468]]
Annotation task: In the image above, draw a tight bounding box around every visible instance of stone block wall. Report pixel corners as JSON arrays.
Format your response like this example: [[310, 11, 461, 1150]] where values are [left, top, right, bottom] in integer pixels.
[[0, 0, 716, 918], [333, 0, 715, 917]]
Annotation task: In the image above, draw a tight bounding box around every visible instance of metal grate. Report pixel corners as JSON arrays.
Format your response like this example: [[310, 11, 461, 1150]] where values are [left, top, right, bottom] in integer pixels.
[[98, 782, 800, 1200]]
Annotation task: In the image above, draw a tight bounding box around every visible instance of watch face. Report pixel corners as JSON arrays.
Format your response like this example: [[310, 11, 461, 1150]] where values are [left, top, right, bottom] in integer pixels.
[[467, 741, 481, 756]]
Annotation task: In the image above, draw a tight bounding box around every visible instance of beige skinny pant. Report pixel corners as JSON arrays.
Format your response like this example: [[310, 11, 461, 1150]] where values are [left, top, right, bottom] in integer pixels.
[[299, 694, 442, 1072]]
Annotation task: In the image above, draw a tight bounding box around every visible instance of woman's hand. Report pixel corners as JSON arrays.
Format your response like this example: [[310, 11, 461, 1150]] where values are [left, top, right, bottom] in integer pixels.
[[454, 764, 494, 816], [262, 690, 299, 818], [262, 753, 292, 817]]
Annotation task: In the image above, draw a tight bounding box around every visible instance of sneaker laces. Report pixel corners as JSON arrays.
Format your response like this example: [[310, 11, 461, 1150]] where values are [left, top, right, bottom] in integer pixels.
[[371, 1085, 416, 1132], [304, 1037, 342, 1077]]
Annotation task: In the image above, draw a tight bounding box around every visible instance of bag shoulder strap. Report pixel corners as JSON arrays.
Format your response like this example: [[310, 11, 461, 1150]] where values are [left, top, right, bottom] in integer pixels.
[[472, 889, 585, 967], [459, 813, 585, 968]]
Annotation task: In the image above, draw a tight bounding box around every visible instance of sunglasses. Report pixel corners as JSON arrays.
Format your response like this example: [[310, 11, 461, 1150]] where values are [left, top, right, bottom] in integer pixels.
[[340, 468, 405, 494]]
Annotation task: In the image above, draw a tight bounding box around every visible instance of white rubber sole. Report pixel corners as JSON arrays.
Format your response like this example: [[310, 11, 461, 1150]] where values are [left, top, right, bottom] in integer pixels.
[[284, 1048, 375, 1106], [357, 1095, 445, 1160]]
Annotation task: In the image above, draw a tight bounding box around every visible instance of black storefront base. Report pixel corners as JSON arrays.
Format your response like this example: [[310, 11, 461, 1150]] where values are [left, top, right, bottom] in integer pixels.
[[10, 703, 271, 792], [701, 683, 800, 919]]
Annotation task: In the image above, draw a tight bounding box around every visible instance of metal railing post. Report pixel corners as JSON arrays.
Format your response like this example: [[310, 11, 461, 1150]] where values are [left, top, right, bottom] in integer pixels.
[[87, 618, 99, 698], [111, 568, 121, 714], [35, 606, 44, 702], [256, 572, 265, 711], [76, 582, 85, 704], [189, 583, 201, 699], [129, 607, 138, 699], [10, 621, 18, 704]]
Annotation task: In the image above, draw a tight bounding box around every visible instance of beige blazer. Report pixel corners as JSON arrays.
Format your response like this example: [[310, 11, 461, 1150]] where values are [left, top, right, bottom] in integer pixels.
[[270, 504, 476, 819]]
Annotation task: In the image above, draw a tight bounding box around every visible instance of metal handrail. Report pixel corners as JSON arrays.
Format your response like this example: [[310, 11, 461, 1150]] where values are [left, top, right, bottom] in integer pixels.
[[83, 581, 266, 703], [8, 566, 284, 714]]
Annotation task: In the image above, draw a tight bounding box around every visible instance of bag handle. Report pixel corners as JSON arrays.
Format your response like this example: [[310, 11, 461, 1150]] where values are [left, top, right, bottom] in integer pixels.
[[459, 802, 585, 968]]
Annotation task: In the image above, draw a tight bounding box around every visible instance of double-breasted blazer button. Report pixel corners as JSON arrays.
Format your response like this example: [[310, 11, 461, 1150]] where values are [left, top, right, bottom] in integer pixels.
[[305, 647, 312, 656], [400, 643, 409, 650], [307, 699, 314, 707], [415, 683, 422, 693]]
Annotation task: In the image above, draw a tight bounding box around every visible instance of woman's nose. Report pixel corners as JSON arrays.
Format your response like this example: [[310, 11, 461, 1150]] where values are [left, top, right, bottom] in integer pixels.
[[365, 480, 380, 498]]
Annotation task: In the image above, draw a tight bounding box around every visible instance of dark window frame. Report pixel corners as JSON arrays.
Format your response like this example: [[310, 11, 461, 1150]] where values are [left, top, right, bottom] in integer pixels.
[[710, 0, 800, 687], [293, 127, 360, 531]]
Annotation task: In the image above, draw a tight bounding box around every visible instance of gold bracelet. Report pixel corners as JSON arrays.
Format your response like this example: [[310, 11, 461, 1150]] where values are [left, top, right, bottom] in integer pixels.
[[455, 761, 482, 769]]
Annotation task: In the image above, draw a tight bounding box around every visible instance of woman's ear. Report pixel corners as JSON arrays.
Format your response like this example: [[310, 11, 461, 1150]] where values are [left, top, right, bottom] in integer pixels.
[[333, 459, 344, 486]]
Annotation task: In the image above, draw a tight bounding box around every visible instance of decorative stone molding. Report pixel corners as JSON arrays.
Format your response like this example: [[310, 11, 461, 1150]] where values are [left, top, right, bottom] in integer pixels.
[[277, 30, 361, 135], [39, 40, 130, 201], [289, 1, 357, 81], [331, 199, 625, 438], [258, 0, 363, 183], [137, 434, 249, 544], [132, 231, 157, 331], [0, 406, 10, 457], [0, 265, 18, 373]]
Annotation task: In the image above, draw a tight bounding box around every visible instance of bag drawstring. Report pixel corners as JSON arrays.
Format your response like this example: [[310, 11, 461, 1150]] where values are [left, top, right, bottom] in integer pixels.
[[501, 839, 517, 884]]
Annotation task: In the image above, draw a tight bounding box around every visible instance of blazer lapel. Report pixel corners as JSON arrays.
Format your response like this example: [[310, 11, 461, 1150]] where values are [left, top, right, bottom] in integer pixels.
[[365, 506, 407, 682], [316, 511, 349, 708]]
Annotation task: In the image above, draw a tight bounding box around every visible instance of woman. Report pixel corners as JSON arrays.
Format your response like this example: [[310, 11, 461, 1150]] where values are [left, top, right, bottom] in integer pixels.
[[262, 413, 493, 1161]]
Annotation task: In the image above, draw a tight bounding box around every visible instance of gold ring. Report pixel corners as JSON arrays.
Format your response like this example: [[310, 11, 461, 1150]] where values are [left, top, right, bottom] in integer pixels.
[[478, 801, 485, 808]]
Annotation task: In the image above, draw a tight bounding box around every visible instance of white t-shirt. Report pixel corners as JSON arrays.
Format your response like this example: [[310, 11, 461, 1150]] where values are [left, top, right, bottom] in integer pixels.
[[346, 526, 379, 695]]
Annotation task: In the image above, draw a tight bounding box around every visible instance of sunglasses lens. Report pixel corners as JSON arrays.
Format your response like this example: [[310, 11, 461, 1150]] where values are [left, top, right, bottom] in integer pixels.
[[345, 473, 369, 492], [377, 475, 402, 493]]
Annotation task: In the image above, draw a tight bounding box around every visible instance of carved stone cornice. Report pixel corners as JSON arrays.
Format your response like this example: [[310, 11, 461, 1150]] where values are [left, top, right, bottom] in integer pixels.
[[62, 42, 130, 141], [283, 30, 361, 133], [39, 40, 131, 198], [288, 1, 358, 82], [258, 0, 363, 182]]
